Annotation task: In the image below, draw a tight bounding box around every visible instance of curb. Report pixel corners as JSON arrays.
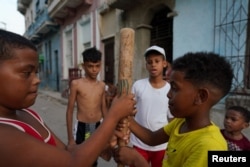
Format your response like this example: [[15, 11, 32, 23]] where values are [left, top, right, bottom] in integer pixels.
[[38, 90, 68, 105]]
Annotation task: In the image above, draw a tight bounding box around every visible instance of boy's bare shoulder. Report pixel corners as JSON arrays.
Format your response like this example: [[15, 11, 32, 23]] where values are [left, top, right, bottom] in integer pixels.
[[70, 78, 89, 90], [71, 78, 105, 91], [96, 81, 106, 92], [99, 80, 106, 87], [70, 78, 83, 86]]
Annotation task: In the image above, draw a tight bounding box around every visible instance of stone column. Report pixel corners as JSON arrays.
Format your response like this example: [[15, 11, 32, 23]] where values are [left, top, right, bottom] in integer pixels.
[[134, 24, 152, 81]]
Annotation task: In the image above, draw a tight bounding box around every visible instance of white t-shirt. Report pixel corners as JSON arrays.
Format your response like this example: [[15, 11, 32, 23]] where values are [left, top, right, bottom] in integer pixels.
[[130, 78, 173, 151]]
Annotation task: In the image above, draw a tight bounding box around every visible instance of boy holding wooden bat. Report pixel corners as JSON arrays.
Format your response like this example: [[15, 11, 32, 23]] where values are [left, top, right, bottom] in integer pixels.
[[113, 52, 233, 167]]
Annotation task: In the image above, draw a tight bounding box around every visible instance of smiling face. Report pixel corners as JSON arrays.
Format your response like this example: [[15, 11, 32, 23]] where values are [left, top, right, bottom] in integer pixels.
[[223, 109, 249, 133], [145, 54, 166, 77], [0, 48, 40, 110], [167, 70, 199, 118]]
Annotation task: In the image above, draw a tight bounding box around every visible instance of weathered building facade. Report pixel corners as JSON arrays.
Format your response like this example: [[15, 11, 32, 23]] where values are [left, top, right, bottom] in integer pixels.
[[18, 0, 250, 110]]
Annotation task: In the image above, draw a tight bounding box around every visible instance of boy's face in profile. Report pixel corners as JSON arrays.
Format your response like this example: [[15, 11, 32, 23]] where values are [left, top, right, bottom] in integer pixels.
[[224, 109, 249, 132], [167, 70, 199, 118], [0, 48, 40, 109], [82, 61, 101, 79], [145, 54, 166, 77]]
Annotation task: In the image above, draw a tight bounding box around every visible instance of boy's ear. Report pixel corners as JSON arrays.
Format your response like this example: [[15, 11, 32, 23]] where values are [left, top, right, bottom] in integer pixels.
[[194, 88, 209, 104], [243, 122, 249, 129], [163, 60, 168, 68]]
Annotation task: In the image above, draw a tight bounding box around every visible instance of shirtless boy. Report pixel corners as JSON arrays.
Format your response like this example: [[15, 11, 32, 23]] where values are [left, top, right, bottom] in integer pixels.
[[66, 47, 107, 166]]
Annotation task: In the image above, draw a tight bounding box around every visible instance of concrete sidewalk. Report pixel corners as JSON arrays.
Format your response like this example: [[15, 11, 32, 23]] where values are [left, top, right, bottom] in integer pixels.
[[38, 89, 68, 105]]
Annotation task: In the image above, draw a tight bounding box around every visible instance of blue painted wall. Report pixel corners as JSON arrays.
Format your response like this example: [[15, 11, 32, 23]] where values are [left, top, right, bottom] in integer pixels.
[[39, 31, 61, 91], [173, 0, 215, 58], [173, 0, 249, 107], [47, 32, 61, 91]]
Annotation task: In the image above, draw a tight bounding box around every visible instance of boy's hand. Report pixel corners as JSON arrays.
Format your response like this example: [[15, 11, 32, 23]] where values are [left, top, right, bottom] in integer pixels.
[[113, 146, 150, 167], [66, 143, 77, 152], [110, 127, 130, 148], [109, 93, 136, 119], [66, 139, 77, 152], [116, 117, 130, 131], [113, 146, 140, 166], [113, 146, 134, 165]]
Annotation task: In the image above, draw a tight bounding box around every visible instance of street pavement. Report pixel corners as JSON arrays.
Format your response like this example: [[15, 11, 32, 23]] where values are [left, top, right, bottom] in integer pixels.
[[30, 89, 250, 166]]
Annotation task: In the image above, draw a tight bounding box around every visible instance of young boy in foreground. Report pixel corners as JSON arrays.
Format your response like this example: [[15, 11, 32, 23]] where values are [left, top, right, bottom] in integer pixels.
[[114, 52, 234, 167], [0, 29, 136, 167]]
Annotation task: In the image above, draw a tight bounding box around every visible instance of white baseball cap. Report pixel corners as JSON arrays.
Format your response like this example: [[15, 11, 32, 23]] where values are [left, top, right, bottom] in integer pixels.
[[144, 45, 166, 58]]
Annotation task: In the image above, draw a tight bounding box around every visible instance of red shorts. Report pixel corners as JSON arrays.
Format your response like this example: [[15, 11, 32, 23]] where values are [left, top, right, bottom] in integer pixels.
[[131, 146, 165, 167]]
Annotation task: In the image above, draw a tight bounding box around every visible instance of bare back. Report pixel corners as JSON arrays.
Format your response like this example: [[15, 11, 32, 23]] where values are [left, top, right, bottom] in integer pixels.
[[73, 78, 105, 123]]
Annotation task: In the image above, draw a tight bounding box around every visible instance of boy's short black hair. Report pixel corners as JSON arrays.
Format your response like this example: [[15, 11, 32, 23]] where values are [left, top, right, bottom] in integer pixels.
[[0, 29, 37, 61], [82, 47, 102, 63], [172, 52, 233, 97], [227, 106, 250, 123]]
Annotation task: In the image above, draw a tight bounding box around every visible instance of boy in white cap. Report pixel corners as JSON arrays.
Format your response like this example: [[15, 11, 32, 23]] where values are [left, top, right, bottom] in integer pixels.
[[130, 45, 173, 167]]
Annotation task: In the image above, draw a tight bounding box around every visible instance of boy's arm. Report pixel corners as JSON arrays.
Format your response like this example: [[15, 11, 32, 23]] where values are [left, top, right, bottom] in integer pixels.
[[45, 124, 66, 150], [114, 146, 150, 167], [101, 83, 108, 117], [0, 94, 136, 167], [73, 94, 137, 166], [66, 80, 78, 146], [129, 117, 169, 146]]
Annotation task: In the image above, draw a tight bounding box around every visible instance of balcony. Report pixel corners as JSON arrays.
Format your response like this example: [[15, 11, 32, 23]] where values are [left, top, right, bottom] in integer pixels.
[[17, 0, 32, 14], [48, 0, 93, 19], [25, 8, 58, 43], [107, 0, 142, 10]]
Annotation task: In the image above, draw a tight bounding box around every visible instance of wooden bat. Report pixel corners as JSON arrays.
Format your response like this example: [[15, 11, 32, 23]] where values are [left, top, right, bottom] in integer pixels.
[[117, 28, 135, 167]]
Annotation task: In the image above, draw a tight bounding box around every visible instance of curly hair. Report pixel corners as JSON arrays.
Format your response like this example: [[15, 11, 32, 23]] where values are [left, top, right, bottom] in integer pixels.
[[0, 29, 37, 61], [227, 106, 250, 123], [82, 47, 102, 63], [172, 52, 233, 97]]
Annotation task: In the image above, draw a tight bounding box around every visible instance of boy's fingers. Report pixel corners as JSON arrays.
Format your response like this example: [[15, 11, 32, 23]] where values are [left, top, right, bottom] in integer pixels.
[[114, 130, 125, 138], [132, 108, 137, 115]]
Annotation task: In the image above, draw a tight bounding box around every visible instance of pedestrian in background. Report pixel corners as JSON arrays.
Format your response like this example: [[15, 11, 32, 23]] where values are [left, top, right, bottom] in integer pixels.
[[221, 105, 250, 150], [66, 47, 108, 166], [130, 45, 173, 167]]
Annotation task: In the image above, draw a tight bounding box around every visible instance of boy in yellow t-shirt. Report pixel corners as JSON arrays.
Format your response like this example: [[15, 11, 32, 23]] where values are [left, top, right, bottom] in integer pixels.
[[113, 52, 233, 167]]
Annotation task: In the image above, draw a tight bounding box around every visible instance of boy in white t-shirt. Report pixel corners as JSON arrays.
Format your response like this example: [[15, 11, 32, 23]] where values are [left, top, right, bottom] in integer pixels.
[[130, 45, 173, 167]]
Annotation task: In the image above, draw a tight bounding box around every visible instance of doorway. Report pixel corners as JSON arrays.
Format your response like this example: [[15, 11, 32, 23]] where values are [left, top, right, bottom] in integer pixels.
[[103, 38, 115, 84]]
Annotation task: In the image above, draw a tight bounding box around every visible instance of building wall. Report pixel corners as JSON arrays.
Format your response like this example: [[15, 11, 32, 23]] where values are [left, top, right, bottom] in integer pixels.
[[98, 0, 249, 109], [101, 0, 175, 82], [60, 1, 101, 80], [173, 0, 214, 57], [47, 32, 61, 91], [77, 15, 91, 66], [38, 31, 61, 91], [20, 0, 249, 108]]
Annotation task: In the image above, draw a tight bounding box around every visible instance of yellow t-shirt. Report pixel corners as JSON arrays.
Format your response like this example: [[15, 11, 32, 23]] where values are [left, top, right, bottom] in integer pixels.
[[162, 118, 227, 167]]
